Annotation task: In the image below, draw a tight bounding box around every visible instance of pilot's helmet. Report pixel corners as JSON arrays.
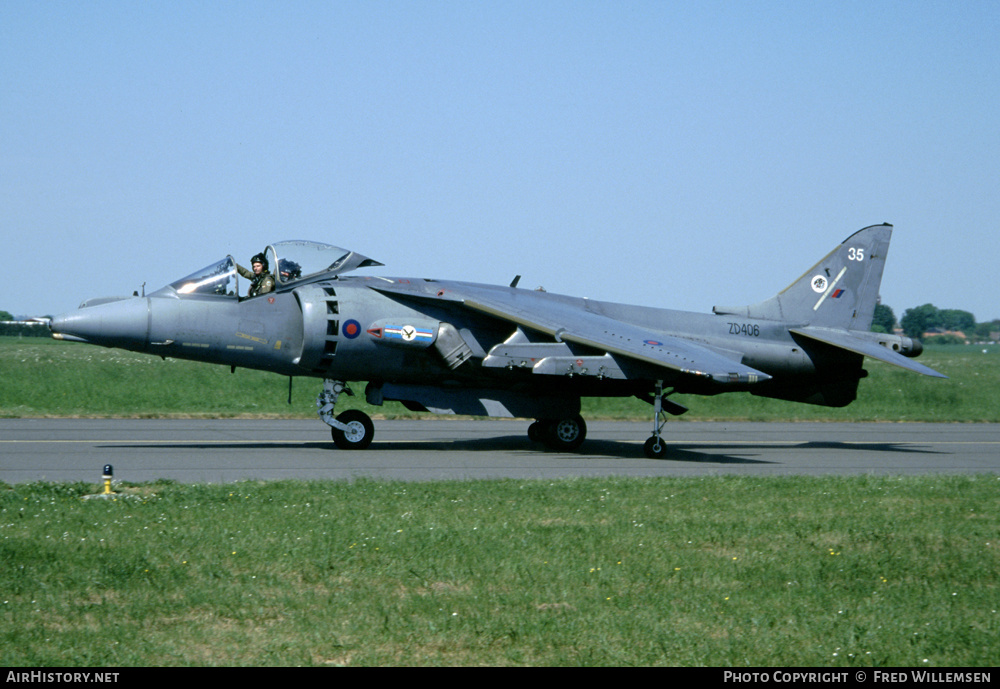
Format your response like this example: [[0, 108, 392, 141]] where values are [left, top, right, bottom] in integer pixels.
[[251, 252, 269, 271], [278, 259, 302, 281]]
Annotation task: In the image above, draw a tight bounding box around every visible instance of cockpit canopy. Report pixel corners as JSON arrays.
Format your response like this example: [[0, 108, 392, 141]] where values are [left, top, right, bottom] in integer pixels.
[[161, 241, 383, 298], [268, 241, 383, 285]]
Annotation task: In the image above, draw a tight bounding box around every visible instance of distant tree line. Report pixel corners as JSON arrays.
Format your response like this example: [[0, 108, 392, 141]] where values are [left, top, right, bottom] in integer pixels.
[[874, 303, 999, 342], [0, 322, 49, 337], [0, 310, 50, 337]]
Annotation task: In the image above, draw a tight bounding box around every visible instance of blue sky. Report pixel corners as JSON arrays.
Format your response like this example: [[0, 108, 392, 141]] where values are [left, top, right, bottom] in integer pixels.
[[3, 1, 998, 322]]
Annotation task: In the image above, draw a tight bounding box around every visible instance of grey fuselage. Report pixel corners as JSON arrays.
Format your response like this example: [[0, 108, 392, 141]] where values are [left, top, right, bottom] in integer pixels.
[[52, 273, 862, 409]]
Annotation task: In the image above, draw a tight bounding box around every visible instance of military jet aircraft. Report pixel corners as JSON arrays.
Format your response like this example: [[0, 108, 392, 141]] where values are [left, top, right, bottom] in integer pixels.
[[49, 224, 945, 458]]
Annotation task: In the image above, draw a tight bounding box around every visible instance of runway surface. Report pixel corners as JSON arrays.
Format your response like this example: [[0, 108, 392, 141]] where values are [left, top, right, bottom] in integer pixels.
[[3, 418, 999, 484]]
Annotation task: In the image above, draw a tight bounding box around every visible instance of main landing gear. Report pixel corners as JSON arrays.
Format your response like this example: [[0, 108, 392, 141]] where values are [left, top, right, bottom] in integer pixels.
[[317, 379, 374, 450], [527, 383, 685, 457], [315, 378, 682, 458], [528, 414, 587, 452]]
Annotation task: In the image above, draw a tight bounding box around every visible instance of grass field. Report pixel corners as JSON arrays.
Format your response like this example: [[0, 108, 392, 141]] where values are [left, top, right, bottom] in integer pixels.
[[1, 337, 996, 421], [1, 476, 997, 666]]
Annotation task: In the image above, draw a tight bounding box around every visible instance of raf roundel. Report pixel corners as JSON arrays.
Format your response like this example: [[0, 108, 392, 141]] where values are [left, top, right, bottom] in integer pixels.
[[342, 319, 361, 339]]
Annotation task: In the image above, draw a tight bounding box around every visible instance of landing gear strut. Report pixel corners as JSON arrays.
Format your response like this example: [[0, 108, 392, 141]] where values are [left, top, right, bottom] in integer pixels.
[[643, 381, 685, 459], [317, 379, 375, 450]]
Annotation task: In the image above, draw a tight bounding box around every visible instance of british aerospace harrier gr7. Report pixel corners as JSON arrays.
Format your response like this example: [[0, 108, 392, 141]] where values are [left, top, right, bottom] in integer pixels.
[[49, 224, 945, 457]]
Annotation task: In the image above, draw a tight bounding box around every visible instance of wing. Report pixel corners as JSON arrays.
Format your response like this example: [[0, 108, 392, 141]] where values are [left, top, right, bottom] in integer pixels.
[[369, 281, 771, 385]]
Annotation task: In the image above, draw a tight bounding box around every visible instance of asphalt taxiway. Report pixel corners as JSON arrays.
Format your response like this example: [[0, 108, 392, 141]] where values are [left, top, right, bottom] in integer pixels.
[[2, 419, 998, 484]]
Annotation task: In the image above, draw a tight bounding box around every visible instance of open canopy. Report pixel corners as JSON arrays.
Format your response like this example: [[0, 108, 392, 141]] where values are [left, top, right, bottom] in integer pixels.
[[268, 241, 383, 286], [160, 241, 384, 298]]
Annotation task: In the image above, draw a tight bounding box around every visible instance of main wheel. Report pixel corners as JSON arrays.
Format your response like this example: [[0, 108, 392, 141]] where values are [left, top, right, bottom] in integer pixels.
[[643, 435, 668, 459], [527, 420, 549, 443], [331, 409, 375, 450], [544, 415, 587, 452]]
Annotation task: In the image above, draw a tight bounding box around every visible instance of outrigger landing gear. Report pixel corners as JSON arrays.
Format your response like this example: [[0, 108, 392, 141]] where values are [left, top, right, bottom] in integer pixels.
[[317, 379, 375, 450], [643, 381, 687, 459]]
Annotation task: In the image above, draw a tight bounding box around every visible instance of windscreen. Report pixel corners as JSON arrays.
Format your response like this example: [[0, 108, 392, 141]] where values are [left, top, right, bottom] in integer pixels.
[[168, 257, 238, 297]]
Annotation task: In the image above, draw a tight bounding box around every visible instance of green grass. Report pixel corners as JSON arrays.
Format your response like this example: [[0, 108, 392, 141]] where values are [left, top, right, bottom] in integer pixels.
[[1, 338, 996, 421], [1, 476, 997, 666]]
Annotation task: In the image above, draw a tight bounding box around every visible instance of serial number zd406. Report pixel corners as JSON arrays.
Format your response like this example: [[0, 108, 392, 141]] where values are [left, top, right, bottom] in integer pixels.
[[728, 322, 760, 337]]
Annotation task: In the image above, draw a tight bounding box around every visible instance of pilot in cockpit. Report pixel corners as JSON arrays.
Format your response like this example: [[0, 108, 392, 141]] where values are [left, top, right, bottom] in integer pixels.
[[236, 252, 275, 298], [278, 259, 302, 282]]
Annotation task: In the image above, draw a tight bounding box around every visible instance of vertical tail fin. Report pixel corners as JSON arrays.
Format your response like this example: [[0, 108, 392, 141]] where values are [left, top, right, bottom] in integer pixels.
[[714, 224, 892, 330]]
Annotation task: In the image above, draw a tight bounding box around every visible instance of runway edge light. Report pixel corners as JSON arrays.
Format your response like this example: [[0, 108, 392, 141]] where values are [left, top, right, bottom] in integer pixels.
[[102, 464, 114, 495]]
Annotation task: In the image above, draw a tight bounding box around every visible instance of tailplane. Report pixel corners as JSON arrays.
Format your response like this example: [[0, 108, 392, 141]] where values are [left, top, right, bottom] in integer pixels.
[[714, 224, 892, 330]]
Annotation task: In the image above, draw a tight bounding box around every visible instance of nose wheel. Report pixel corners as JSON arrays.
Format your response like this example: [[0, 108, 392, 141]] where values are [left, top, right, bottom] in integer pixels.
[[330, 409, 375, 450]]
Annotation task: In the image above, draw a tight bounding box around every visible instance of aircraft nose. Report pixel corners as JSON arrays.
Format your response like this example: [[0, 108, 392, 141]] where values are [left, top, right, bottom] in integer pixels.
[[50, 297, 151, 351]]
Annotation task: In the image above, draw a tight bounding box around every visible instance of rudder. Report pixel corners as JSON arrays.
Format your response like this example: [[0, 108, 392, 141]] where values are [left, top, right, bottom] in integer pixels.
[[714, 224, 892, 330]]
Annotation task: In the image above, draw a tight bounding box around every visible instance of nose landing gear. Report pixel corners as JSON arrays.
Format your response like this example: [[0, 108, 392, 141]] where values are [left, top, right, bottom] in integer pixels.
[[317, 379, 375, 449]]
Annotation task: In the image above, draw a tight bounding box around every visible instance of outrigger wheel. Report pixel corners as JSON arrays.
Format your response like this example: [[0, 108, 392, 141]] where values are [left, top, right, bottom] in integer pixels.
[[643, 435, 668, 459]]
